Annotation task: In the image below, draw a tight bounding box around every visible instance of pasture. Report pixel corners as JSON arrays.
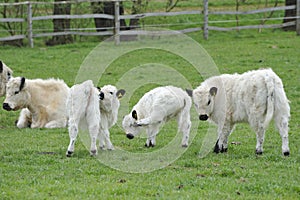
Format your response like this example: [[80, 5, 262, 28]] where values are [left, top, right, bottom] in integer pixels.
[[1, 27, 300, 200]]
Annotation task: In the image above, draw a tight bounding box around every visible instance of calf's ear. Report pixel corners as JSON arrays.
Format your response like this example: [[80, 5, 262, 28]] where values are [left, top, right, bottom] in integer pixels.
[[186, 89, 193, 97], [96, 86, 101, 91], [132, 110, 138, 120], [19, 77, 26, 91], [116, 89, 126, 99], [0, 61, 3, 73], [209, 87, 218, 96]]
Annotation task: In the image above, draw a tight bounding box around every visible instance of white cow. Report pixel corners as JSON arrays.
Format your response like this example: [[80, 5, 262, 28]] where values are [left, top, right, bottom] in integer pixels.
[[0, 60, 13, 96], [186, 68, 290, 156], [122, 86, 192, 147], [0, 61, 32, 128], [66, 80, 125, 157], [3, 77, 69, 128]]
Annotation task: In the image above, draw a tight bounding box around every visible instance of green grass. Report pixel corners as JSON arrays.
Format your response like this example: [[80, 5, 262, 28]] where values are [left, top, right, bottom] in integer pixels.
[[0, 29, 299, 199], [1, 0, 300, 197]]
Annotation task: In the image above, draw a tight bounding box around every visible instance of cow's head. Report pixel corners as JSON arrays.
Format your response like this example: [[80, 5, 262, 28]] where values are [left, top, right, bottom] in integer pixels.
[[186, 86, 217, 121], [0, 61, 13, 97], [122, 110, 143, 139], [98, 85, 125, 113], [3, 77, 30, 111]]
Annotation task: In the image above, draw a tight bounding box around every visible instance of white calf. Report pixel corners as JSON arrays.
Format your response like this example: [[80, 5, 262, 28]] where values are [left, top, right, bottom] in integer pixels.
[[187, 68, 290, 156], [122, 86, 192, 147], [3, 77, 69, 128], [66, 80, 125, 156]]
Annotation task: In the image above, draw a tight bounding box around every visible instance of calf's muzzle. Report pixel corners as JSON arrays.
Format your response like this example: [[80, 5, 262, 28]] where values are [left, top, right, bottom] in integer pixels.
[[126, 133, 134, 139], [199, 114, 208, 121], [3, 103, 12, 111]]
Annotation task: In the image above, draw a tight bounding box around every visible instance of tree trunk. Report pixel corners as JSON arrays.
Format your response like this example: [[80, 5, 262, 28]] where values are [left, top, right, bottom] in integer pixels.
[[283, 0, 296, 31], [91, 2, 127, 32], [46, 0, 73, 46]]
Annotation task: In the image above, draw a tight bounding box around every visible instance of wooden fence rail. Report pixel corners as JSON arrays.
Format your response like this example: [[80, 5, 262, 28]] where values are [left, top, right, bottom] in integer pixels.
[[0, 1, 299, 46]]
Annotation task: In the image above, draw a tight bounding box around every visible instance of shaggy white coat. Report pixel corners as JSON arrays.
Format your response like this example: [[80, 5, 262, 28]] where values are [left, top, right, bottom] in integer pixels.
[[188, 69, 290, 155], [122, 86, 192, 147], [66, 80, 125, 156], [4, 77, 69, 128]]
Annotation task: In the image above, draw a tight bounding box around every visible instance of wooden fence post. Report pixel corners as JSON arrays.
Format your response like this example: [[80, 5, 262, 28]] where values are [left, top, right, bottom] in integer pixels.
[[203, 0, 209, 40], [27, 2, 33, 48], [297, 0, 300, 35], [114, 1, 120, 45]]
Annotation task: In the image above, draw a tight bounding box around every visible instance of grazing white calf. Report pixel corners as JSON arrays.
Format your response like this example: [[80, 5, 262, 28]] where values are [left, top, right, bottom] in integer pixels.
[[186, 68, 290, 156], [66, 80, 125, 157], [3, 77, 69, 128], [0, 60, 13, 96], [122, 86, 192, 147]]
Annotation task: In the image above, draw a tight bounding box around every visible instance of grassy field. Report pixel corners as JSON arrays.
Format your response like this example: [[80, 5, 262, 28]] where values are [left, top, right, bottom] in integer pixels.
[[0, 28, 299, 199], [1, 0, 300, 198]]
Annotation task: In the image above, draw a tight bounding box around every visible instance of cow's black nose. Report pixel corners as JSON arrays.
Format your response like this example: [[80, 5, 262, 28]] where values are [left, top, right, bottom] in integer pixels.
[[199, 114, 208, 121], [99, 92, 104, 100], [126, 133, 134, 139], [3, 103, 12, 111]]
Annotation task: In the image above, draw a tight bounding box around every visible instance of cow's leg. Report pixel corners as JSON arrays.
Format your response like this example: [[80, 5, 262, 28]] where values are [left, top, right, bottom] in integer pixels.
[[145, 125, 159, 147], [66, 118, 80, 157], [275, 115, 290, 156], [254, 126, 265, 155], [177, 111, 191, 148], [99, 129, 114, 150], [249, 117, 266, 155], [16, 108, 32, 128], [86, 96, 100, 156], [214, 123, 233, 153]]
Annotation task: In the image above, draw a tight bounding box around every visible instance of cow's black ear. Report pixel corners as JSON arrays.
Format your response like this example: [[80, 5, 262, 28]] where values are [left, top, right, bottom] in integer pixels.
[[186, 89, 193, 97], [19, 77, 26, 91], [0, 61, 3, 73], [132, 110, 138, 120], [96, 86, 101, 91], [116, 89, 126, 99], [7, 72, 11, 80], [209, 87, 218, 96]]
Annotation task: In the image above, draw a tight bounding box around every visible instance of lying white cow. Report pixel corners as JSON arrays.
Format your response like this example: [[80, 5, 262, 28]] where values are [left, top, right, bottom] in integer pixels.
[[66, 80, 125, 157], [186, 68, 290, 156], [0, 60, 13, 96], [122, 86, 192, 147], [3, 77, 69, 128]]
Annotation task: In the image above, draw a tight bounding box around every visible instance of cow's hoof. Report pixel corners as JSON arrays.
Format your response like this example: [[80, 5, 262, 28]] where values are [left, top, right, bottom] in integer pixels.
[[66, 151, 73, 157], [182, 144, 188, 148], [213, 140, 220, 153], [220, 147, 227, 153], [283, 151, 290, 156], [255, 149, 263, 155], [145, 142, 155, 148], [90, 150, 97, 156], [126, 133, 134, 139]]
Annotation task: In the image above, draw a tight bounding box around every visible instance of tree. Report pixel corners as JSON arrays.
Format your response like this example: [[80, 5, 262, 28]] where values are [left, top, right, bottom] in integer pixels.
[[91, 1, 127, 32], [46, 0, 73, 46], [283, 0, 296, 31]]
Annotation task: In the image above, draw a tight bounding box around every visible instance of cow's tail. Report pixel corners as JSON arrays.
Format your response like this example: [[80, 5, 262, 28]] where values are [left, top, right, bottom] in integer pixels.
[[263, 71, 275, 129]]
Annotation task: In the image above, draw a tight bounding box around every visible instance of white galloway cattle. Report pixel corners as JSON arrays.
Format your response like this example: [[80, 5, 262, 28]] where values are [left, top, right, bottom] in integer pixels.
[[3, 77, 69, 128], [0, 60, 13, 96], [186, 68, 290, 156], [66, 80, 125, 157], [122, 86, 192, 148]]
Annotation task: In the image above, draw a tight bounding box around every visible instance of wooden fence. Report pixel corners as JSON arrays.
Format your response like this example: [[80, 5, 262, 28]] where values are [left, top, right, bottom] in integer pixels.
[[0, 0, 299, 47]]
